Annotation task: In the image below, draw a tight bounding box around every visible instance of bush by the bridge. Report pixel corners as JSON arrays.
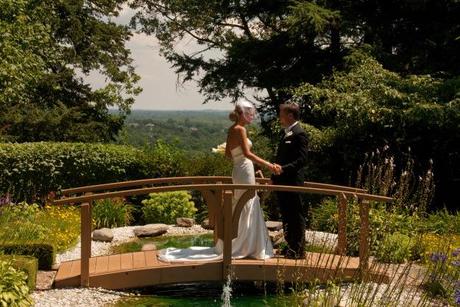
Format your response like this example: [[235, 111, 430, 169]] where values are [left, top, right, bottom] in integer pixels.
[[0, 142, 185, 202], [142, 191, 197, 224]]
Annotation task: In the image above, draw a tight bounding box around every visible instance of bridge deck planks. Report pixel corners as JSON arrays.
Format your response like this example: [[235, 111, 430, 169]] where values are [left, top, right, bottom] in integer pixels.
[[54, 251, 385, 289]]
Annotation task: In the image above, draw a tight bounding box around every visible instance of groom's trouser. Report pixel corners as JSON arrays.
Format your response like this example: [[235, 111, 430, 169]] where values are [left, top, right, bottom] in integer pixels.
[[276, 190, 306, 255]]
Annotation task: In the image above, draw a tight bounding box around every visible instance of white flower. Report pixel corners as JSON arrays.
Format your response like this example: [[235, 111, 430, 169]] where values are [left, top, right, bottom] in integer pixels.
[[212, 142, 226, 154]]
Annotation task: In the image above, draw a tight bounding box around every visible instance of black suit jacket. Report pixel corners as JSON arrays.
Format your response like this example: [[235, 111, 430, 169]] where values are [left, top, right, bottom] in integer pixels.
[[271, 123, 308, 186]]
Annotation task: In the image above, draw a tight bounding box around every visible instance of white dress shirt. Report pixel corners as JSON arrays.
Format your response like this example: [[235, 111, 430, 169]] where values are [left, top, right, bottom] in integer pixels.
[[284, 121, 299, 135]]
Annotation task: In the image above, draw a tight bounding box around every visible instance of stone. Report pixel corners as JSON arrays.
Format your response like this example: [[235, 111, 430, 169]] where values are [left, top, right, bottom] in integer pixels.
[[176, 217, 195, 227], [266, 221, 283, 231], [201, 218, 214, 230], [273, 235, 286, 249], [35, 270, 56, 290], [134, 224, 168, 237], [141, 243, 157, 251], [269, 230, 284, 243], [92, 228, 114, 242]]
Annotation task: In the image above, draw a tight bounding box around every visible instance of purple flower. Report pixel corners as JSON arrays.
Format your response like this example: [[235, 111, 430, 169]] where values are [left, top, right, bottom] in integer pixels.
[[455, 288, 460, 305], [430, 252, 448, 263], [0, 195, 11, 206], [452, 261, 460, 267], [453, 248, 460, 257]]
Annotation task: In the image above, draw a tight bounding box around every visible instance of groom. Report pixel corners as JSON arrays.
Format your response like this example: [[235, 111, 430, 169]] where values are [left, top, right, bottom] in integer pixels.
[[271, 102, 308, 259]]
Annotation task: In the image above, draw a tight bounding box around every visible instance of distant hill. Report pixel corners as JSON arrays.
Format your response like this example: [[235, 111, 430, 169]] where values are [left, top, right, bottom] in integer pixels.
[[114, 109, 232, 153]]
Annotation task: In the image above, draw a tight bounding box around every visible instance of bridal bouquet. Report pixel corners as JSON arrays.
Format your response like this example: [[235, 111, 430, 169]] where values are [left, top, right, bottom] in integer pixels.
[[212, 142, 226, 154]]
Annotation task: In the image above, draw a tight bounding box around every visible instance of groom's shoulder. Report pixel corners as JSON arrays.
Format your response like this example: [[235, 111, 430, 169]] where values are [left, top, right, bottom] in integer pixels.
[[293, 123, 306, 135]]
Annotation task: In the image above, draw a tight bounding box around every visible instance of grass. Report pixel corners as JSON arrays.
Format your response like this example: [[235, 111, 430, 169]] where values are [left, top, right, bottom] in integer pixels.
[[111, 234, 214, 254]]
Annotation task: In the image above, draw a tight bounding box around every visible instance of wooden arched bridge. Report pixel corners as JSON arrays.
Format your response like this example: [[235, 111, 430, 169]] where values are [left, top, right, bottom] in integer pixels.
[[52, 176, 393, 289]]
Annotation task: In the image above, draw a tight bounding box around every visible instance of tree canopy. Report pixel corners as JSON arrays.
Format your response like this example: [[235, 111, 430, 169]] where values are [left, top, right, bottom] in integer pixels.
[[0, 0, 141, 142], [131, 0, 459, 109]]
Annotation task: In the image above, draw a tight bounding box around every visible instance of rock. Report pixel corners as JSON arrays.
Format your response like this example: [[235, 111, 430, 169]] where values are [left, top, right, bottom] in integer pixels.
[[266, 221, 283, 231], [134, 224, 168, 237], [201, 219, 214, 230], [92, 228, 114, 242], [176, 217, 195, 227], [51, 263, 60, 271], [269, 230, 284, 243], [141, 243, 157, 251], [273, 236, 286, 248], [35, 270, 56, 290]]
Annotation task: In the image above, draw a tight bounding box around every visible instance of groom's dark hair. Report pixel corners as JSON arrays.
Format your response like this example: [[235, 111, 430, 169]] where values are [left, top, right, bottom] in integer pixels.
[[280, 102, 300, 120]]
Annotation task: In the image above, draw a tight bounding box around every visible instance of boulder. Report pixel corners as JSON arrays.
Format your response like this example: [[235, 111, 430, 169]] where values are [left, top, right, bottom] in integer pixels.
[[201, 219, 214, 230], [141, 243, 157, 251], [92, 228, 114, 242], [176, 217, 195, 227], [134, 224, 169, 237], [266, 221, 283, 231]]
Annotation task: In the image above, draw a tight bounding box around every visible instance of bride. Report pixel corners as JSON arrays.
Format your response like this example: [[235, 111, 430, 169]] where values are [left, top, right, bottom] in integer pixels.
[[158, 99, 274, 261]]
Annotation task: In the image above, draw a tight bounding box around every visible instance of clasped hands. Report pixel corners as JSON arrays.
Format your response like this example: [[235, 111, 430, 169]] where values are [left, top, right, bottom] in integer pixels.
[[268, 163, 283, 175]]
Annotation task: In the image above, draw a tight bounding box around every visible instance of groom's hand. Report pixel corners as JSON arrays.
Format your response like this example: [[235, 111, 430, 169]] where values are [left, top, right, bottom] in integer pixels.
[[273, 164, 283, 175]]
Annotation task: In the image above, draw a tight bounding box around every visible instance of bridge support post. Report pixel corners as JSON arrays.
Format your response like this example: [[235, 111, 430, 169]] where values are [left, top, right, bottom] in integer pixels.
[[222, 190, 233, 280], [81, 201, 92, 287], [359, 199, 370, 277], [336, 193, 347, 255]]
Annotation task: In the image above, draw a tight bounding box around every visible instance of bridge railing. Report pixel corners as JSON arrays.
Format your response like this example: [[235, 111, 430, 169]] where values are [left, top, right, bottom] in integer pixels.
[[53, 177, 391, 286]]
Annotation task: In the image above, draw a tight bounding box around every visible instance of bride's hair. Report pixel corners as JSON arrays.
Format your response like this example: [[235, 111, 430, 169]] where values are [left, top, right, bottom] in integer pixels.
[[229, 106, 242, 122]]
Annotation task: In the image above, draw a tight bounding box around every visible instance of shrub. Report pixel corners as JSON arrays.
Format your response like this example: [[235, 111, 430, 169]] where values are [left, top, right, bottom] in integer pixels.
[[310, 198, 338, 233], [0, 255, 38, 291], [0, 142, 164, 202], [93, 198, 133, 229], [142, 191, 196, 224], [0, 259, 32, 306], [375, 232, 414, 263], [0, 243, 55, 270]]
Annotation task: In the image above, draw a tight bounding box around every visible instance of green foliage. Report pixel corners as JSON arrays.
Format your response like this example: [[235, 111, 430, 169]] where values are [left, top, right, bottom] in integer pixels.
[[0, 0, 140, 142], [93, 198, 133, 229], [0, 142, 164, 201], [0, 255, 38, 292], [0, 243, 55, 270], [0, 203, 47, 242], [292, 50, 460, 209], [418, 209, 460, 235], [117, 110, 230, 153], [0, 259, 32, 306], [375, 232, 414, 263], [310, 198, 338, 233], [142, 192, 197, 224]]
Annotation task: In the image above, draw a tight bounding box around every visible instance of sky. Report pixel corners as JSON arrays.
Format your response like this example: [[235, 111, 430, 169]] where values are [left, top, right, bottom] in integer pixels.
[[85, 6, 235, 111]]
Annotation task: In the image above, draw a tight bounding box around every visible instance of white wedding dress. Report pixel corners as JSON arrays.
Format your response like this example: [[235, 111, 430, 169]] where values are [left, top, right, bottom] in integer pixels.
[[158, 139, 273, 261]]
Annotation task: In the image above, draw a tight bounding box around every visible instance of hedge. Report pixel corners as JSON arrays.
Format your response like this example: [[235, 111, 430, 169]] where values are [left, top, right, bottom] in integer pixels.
[[0, 142, 184, 201], [0, 243, 55, 270], [0, 255, 38, 291]]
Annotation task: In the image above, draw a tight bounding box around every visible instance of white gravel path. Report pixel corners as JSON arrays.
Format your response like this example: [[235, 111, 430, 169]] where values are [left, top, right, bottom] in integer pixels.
[[31, 288, 135, 307]]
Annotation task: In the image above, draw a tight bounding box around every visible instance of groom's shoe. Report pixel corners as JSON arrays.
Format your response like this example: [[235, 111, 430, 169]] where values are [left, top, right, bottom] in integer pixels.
[[284, 248, 305, 260]]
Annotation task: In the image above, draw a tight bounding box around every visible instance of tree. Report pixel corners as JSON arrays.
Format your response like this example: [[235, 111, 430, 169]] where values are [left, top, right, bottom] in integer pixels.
[[291, 50, 460, 209], [0, 0, 141, 142], [131, 0, 340, 108], [131, 0, 459, 111]]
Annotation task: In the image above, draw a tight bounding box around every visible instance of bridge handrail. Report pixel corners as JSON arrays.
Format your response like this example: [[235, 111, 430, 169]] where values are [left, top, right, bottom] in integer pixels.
[[60, 176, 366, 196], [55, 183, 389, 206]]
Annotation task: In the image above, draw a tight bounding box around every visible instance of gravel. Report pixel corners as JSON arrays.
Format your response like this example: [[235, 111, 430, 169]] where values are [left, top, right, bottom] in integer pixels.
[[31, 288, 134, 307]]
